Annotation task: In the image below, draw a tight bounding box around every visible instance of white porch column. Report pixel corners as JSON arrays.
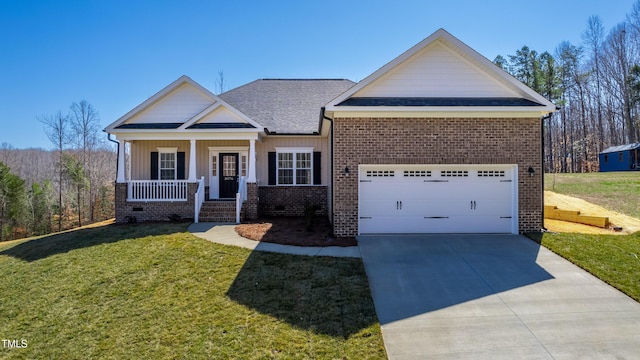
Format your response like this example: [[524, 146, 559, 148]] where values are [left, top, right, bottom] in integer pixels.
[[188, 139, 197, 182], [117, 140, 126, 183], [248, 139, 257, 182]]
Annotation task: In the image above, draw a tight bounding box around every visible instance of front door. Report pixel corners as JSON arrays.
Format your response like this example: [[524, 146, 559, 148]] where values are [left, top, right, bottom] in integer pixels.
[[219, 153, 239, 198]]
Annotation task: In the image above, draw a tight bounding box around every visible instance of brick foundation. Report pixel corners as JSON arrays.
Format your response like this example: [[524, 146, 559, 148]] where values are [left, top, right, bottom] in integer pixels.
[[258, 186, 327, 217], [115, 182, 198, 223], [332, 117, 543, 236]]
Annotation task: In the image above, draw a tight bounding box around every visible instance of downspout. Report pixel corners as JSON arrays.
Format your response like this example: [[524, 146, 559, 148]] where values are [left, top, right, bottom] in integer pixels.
[[321, 108, 335, 231], [107, 133, 120, 182], [540, 112, 552, 232]]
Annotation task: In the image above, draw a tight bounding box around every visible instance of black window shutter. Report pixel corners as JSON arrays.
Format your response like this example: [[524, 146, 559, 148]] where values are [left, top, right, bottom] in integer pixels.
[[313, 151, 321, 185], [151, 152, 159, 180], [177, 152, 186, 180], [268, 152, 276, 185]]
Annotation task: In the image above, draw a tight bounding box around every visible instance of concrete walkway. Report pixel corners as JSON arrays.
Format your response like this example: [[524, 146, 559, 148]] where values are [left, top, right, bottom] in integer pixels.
[[358, 234, 640, 359], [188, 222, 361, 258]]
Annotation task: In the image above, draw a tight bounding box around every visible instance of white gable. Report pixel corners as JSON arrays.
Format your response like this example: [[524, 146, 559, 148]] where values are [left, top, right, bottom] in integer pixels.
[[194, 106, 249, 124], [326, 29, 556, 117], [125, 83, 214, 124], [354, 40, 515, 98]]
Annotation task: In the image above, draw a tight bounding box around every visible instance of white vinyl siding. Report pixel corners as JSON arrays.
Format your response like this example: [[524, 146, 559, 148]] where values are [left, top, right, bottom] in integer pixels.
[[354, 41, 514, 98], [133, 84, 213, 124]]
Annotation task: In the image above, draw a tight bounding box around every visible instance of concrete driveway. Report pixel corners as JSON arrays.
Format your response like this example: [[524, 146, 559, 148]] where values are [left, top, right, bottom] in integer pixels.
[[358, 234, 640, 359]]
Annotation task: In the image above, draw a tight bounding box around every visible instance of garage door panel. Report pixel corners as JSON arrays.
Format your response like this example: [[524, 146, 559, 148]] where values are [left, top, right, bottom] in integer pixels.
[[358, 165, 517, 234], [360, 216, 454, 234], [450, 216, 513, 233]]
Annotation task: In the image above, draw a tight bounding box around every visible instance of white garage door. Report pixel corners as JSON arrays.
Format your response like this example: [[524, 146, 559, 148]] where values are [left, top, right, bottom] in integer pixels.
[[358, 165, 518, 234]]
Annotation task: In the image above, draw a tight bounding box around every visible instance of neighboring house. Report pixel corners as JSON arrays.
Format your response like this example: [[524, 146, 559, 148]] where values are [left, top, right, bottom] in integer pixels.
[[599, 143, 640, 172], [105, 29, 555, 236]]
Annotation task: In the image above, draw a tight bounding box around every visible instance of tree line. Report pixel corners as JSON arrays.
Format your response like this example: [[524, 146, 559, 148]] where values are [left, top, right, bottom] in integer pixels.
[[0, 100, 116, 241], [495, 1, 640, 172]]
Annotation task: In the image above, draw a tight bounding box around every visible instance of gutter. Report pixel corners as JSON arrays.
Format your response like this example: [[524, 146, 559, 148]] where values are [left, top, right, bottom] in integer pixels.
[[107, 133, 120, 182], [264, 128, 320, 136]]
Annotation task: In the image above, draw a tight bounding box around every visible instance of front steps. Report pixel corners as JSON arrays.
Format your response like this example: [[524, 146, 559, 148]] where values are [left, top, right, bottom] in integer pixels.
[[198, 200, 237, 223]]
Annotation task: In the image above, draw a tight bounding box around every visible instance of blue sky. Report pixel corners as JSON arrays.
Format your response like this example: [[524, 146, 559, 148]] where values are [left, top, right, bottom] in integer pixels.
[[0, 0, 637, 150]]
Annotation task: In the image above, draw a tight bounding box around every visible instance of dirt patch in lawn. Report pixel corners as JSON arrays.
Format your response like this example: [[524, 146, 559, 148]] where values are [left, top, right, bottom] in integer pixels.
[[545, 191, 640, 234], [235, 217, 357, 247]]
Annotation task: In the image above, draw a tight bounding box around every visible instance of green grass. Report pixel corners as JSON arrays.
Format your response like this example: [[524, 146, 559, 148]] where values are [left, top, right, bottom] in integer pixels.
[[528, 231, 640, 302], [0, 223, 385, 359], [544, 172, 640, 218]]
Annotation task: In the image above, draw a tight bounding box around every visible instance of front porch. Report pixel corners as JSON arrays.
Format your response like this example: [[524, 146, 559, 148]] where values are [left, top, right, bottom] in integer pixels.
[[114, 138, 259, 224]]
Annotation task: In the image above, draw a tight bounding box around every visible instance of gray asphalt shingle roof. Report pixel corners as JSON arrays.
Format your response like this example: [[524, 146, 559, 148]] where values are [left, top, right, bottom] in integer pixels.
[[219, 79, 355, 134], [600, 143, 640, 154]]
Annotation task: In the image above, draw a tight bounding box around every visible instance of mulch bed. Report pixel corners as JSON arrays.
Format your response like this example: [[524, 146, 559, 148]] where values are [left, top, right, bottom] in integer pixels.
[[235, 216, 357, 247]]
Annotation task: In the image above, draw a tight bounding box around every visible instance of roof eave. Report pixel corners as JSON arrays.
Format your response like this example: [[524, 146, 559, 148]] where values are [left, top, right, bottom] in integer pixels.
[[107, 128, 263, 134], [327, 105, 555, 114]]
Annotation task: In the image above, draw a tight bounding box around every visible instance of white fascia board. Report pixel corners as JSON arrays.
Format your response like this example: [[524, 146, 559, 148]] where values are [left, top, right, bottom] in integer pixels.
[[112, 131, 260, 141], [330, 109, 553, 118], [332, 105, 555, 112]]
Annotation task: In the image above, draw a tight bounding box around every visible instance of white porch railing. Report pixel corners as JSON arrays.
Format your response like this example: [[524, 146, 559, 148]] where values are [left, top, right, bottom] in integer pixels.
[[194, 176, 205, 223], [127, 180, 189, 201], [236, 176, 247, 223]]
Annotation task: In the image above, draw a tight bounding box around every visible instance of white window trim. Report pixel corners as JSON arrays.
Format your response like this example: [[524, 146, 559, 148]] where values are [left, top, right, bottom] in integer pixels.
[[207, 146, 249, 199], [275, 147, 314, 186], [157, 147, 178, 180]]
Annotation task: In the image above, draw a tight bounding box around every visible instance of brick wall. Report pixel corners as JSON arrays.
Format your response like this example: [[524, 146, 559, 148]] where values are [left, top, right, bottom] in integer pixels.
[[332, 117, 543, 236], [258, 186, 327, 217], [115, 183, 198, 223], [244, 183, 259, 220]]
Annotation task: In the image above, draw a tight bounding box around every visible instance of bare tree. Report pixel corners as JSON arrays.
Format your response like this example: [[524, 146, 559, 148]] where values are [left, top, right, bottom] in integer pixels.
[[70, 100, 100, 222], [583, 15, 606, 152], [601, 24, 637, 143], [39, 111, 71, 231], [215, 70, 225, 94]]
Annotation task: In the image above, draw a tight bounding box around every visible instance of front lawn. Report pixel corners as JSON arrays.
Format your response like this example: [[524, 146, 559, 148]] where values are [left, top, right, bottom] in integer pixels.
[[544, 172, 640, 218], [0, 223, 385, 359], [528, 231, 640, 302]]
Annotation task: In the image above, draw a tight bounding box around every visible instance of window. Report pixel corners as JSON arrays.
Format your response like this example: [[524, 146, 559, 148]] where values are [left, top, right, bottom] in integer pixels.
[[618, 152, 624, 162], [603, 154, 608, 163], [367, 170, 395, 177], [241, 155, 247, 177], [276, 148, 313, 185], [158, 147, 177, 180]]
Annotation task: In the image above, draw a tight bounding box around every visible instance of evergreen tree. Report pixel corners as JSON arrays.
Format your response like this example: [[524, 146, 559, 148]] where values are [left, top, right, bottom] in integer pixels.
[[0, 162, 27, 241]]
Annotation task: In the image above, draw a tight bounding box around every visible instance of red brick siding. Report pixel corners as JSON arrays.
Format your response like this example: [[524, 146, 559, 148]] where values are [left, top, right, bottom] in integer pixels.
[[258, 186, 327, 217], [244, 183, 259, 220], [332, 117, 543, 236]]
